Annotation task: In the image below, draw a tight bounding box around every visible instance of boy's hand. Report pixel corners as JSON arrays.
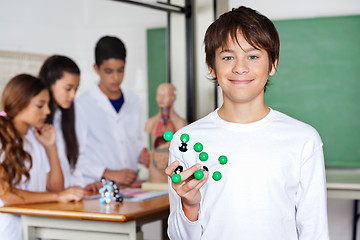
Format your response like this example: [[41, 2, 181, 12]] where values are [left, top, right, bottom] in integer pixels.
[[103, 169, 137, 185], [84, 182, 103, 193], [57, 186, 85, 203], [165, 161, 209, 221], [34, 124, 56, 147], [139, 148, 150, 168]]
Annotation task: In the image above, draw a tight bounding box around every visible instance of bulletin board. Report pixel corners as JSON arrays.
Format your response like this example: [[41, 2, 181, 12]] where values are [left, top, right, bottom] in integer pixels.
[[0, 50, 47, 98], [265, 15, 360, 168]]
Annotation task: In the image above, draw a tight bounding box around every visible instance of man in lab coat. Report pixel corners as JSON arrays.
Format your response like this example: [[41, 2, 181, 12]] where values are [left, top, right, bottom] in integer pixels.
[[76, 36, 150, 186]]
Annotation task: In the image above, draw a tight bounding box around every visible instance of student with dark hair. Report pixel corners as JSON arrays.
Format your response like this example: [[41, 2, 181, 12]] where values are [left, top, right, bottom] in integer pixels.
[[165, 6, 329, 239], [76, 36, 150, 186], [0, 74, 84, 240], [95, 36, 126, 66], [39, 55, 85, 188]]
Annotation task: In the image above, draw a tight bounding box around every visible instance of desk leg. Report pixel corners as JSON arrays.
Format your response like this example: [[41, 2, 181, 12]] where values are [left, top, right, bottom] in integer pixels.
[[22, 216, 36, 240], [162, 217, 169, 240], [353, 200, 359, 240]]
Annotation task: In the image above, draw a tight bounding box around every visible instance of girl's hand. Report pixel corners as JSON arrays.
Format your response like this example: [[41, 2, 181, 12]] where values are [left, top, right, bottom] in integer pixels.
[[165, 161, 209, 221], [84, 182, 103, 193], [34, 124, 56, 148], [57, 186, 85, 203]]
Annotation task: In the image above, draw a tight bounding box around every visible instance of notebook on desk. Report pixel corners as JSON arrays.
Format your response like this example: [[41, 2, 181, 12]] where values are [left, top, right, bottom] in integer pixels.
[[122, 188, 168, 202]]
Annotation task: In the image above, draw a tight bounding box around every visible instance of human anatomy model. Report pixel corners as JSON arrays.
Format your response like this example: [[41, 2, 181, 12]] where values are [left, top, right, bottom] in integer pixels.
[[145, 83, 187, 183]]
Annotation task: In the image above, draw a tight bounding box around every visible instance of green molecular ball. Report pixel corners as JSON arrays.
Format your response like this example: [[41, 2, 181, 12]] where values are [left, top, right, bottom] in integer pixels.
[[199, 152, 209, 161], [180, 133, 190, 143], [212, 171, 222, 181], [194, 170, 204, 180], [193, 142, 203, 152], [172, 174, 181, 184], [163, 131, 173, 141], [218, 155, 228, 165]]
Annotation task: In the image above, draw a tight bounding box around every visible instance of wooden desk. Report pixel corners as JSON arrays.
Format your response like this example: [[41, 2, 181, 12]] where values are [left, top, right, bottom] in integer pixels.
[[0, 195, 170, 240], [326, 170, 360, 240]]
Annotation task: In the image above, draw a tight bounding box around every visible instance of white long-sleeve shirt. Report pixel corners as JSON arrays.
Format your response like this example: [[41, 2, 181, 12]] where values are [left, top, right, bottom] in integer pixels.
[[75, 82, 144, 185], [168, 108, 329, 240], [0, 128, 50, 240]]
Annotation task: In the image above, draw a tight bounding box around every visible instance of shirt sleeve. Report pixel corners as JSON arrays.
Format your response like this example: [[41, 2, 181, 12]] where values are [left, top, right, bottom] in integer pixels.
[[75, 104, 106, 185], [295, 144, 329, 239], [167, 139, 202, 240]]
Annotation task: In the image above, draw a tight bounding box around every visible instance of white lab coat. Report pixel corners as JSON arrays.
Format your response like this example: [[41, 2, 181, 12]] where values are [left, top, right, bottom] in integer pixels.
[[75, 82, 144, 185], [53, 109, 85, 188], [0, 128, 50, 240]]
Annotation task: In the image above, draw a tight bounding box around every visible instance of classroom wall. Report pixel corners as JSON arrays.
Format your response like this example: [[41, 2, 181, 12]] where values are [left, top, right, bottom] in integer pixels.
[[1, 0, 360, 239], [229, 0, 360, 20], [0, 0, 167, 147], [169, 0, 187, 121]]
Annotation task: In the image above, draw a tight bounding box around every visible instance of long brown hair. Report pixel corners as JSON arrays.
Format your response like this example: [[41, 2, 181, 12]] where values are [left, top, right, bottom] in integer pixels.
[[0, 74, 47, 190], [39, 55, 80, 169]]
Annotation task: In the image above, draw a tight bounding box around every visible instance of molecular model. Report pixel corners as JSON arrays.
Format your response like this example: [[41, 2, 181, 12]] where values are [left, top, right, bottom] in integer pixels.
[[163, 131, 227, 184], [99, 178, 124, 204]]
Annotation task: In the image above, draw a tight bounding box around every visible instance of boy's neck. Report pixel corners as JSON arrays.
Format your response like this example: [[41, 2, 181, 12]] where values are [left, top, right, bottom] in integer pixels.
[[218, 101, 270, 124], [98, 84, 122, 100]]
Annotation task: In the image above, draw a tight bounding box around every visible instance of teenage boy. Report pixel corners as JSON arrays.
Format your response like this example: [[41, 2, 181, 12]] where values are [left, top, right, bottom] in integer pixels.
[[77, 36, 149, 186], [165, 6, 329, 240]]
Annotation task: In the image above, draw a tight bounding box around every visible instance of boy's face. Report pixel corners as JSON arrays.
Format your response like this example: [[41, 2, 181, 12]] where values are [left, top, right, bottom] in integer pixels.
[[209, 33, 276, 106], [94, 58, 125, 98]]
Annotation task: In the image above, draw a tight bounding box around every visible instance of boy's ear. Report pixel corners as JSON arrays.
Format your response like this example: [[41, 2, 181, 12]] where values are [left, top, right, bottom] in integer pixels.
[[93, 64, 100, 75], [269, 59, 279, 76], [208, 66, 216, 79]]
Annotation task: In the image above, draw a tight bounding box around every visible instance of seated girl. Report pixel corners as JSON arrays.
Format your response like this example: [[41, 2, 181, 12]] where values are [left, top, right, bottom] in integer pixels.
[[39, 55, 101, 191], [0, 74, 85, 240]]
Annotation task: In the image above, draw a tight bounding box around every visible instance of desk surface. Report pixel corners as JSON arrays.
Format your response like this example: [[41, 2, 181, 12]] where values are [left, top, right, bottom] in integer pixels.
[[0, 195, 169, 222], [3, 172, 356, 219]]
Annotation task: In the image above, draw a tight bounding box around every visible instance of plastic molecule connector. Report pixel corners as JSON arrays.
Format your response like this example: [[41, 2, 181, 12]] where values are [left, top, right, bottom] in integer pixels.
[[99, 178, 124, 204], [163, 131, 173, 141], [164, 131, 227, 183], [179, 133, 190, 152]]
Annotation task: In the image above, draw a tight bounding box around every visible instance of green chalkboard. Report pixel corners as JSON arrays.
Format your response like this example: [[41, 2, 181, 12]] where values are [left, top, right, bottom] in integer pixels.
[[146, 28, 167, 149], [265, 15, 360, 168], [147, 28, 167, 118]]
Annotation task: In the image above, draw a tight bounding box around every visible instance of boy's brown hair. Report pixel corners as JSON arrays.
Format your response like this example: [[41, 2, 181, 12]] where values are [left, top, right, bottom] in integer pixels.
[[204, 6, 280, 81]]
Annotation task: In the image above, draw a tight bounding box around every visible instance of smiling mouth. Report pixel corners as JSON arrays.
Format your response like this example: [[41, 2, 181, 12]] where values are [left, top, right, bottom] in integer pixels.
[[230, 79, 253, 84]]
